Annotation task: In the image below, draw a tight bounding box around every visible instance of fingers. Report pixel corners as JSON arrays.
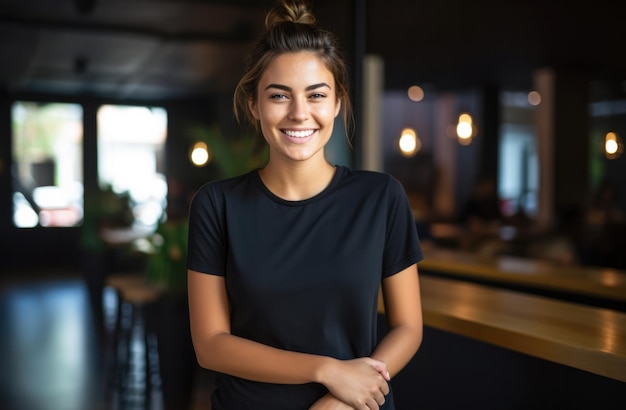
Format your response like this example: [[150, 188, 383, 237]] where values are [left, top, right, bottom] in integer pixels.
[[327, 358, 391, 409], [366, 378, 389, 410], [375, 389, 386, 406], [380, 379, 390, 396], [364, 391, 385, 410], [363, 358, 391, 408], [366, 398, 379, 409], [377, 380, 389, 405], [363, 358, 391, 381]]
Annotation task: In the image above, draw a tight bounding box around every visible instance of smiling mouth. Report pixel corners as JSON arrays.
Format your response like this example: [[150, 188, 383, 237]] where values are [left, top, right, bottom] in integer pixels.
[[283, 129, 316, 138]]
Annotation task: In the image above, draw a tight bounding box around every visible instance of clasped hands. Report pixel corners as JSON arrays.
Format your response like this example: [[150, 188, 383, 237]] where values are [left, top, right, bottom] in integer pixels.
[[310, 357, 390, 410]]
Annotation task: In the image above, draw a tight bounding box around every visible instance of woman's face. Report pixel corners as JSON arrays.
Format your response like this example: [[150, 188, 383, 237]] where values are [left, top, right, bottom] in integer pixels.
[[249, 51, 341, 164]]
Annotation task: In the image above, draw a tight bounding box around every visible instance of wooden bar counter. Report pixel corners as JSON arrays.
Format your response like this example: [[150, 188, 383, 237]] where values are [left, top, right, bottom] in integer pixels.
[[380, 276, 626, 408], [422, 276, 626, 382], [417, 247, 626, 310], [380, 276, 626, 382]]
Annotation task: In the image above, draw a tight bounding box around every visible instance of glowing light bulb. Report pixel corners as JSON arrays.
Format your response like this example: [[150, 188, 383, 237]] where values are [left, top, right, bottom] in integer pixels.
[[398, 128, 420, 157], [190, 142, 209, 166], [456, 113, 473, 140]]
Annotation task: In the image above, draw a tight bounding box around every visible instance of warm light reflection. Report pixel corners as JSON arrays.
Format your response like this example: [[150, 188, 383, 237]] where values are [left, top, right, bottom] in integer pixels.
[[598, 309, 619, 353], [599, 269, 624, 287], [528, 90, 541, 106], [398, 128, 421, 157], [190, 141, 210, 166], [459, 113, 472, 124], [407, 85, 424, 102], [605, 131, 623, 159], [456, 113, 474, 145]]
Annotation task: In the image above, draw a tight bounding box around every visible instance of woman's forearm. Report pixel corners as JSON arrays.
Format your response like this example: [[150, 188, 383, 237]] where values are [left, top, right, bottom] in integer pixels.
[[193, 332, 391, 409], [373, 264, 423, 377], [193, 331, 335, 385], [370, 323, 422, 377]]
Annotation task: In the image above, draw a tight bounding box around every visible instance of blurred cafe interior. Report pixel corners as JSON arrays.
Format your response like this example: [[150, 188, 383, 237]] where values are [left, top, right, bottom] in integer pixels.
[[1, 1, 625, 409]]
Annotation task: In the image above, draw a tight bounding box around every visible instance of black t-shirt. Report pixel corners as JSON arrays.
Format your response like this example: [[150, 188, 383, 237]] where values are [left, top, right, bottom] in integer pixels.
[[187, 165, 423, 410]]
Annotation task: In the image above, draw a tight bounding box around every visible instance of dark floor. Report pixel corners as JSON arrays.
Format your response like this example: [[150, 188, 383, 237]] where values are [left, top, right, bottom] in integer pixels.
[[0, 269, 213, 410]]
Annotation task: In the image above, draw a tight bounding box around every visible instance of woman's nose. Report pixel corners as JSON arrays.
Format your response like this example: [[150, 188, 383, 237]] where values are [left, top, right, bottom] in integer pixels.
[[288, 98, 309, 121]]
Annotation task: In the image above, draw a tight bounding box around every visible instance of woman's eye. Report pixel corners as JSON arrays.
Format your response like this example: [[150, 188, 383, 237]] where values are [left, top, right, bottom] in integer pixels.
[[309, 93, 325, 99], [270, 94, 288, 100]]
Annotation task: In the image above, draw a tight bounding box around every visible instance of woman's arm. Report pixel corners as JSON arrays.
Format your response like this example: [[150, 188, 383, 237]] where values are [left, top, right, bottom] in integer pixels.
[[371, 263, 423, 377], [308, 263, 421, 409], [187, 269, 390, 408]]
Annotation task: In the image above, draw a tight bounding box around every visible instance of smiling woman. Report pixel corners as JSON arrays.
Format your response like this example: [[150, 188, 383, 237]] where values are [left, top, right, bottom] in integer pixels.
[[186, 1, 424, 409], [249, 52, 341, 176]]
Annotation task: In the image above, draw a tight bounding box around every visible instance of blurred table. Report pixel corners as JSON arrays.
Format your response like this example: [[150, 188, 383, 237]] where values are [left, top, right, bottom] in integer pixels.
[[417, 247, 626, 310], [379, 275, 626, 383]]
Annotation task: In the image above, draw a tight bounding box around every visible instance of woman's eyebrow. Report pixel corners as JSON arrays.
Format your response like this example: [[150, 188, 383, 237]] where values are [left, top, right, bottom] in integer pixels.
[[264, 82, 331, 91], [305, 82, 331, 91]]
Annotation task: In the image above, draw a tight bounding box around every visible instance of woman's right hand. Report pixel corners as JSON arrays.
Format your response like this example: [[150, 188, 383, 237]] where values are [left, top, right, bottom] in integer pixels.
[[319, 357, 390, 410]]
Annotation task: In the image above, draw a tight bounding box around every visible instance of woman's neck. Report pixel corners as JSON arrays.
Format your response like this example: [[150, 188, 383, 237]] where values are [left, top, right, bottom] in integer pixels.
[[259, 158, 336, 201]]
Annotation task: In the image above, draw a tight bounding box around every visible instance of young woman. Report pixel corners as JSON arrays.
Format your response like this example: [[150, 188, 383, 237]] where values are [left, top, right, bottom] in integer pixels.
[[186, 1, 424, 408]]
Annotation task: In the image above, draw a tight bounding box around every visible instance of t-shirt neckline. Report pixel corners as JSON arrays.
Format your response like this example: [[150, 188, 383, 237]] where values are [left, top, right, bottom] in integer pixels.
[[253, 165, 345, 206]]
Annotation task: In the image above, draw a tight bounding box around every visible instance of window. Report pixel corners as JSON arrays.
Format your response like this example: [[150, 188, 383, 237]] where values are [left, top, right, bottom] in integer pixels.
[[12, 102, 83, 228], [97, 104, 168, 231], [499, 91, 539, 217]]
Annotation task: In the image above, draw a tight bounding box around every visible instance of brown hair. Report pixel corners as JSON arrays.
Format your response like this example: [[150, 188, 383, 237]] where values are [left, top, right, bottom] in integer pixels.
[[233, 0, 353, 142]]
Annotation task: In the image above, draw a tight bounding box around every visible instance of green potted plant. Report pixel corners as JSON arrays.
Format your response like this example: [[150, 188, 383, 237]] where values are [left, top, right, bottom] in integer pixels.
[[142, 219, 189, 297]]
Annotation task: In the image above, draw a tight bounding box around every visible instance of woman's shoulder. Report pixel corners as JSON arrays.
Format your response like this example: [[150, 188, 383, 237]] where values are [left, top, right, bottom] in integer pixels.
[[338, 166, 403, 190], [192, 170, 258, 202]]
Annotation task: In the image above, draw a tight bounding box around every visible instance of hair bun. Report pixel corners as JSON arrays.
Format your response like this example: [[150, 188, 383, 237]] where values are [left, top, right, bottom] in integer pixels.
[[265, 0, 316, 30]]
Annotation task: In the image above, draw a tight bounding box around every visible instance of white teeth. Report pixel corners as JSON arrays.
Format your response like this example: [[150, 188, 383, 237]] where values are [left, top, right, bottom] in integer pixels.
[[284, 129, 315, 138]]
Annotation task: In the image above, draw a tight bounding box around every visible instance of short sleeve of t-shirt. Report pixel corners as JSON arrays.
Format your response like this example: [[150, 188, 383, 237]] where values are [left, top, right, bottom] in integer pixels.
[[186, 180, 229, 276], [381, 174, 423, 277]]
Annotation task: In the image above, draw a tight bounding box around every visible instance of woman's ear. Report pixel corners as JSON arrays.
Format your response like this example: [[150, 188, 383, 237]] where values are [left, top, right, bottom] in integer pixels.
[[248, 99, 259, 120], [334, 99, 342, 118]]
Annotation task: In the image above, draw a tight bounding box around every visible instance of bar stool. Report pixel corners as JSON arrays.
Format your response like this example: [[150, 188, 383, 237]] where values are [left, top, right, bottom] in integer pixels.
[[104, 272, 163, 409]]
